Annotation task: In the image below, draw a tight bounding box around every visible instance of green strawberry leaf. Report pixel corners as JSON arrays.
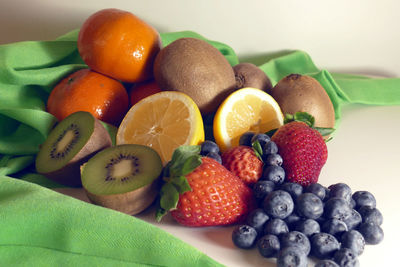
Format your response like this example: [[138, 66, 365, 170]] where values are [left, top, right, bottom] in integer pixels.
[[284, 112, 315, 127], [160, 183, 180, 209], [155, 145, 202, 221], [171, 175, 192, 194], [169, 145, 201, 177], [251, 140, 263, 161], [180, 155, 202, 176], [155, 208, 167, 222], [283, 113, 294, 123], [284, 112, 335, 139], [265, 128, 278, 138], [315, 127, 336, 138], [156, 182, 180, 222]]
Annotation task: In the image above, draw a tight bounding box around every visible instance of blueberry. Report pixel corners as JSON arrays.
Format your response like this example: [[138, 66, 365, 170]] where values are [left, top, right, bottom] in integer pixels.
[[263, 153, 283, 166], [315, 215, 327, 226], [280, 182, 303, 200], [251, 133, 271, 148], [205, 151, 222, 164], [264, 218, 289, 236], [314, 260, 340, 267], [358, 206, 383, 226], [200, 140, 220, 155], [263, 190, 294, 219], [324, 197, 352, 221], [277, 246, 308, 267], [350, 198, 357, 209], [257, 234, 280, 258], [280, 231, 311, 256], [246, 208, 270, 234], [239, 131, 256, 146], [284, 212, 302, 229], [231, 225, 258, 249], [262, 165, 285, 185], [296, 193, 324, 220], [341, 230, 365, 256], [328, 183, 352, 203], [310, 232, 341, 260], [305, 183, 327, 201], [343, 209, 362, 230], [253, 180, 275, 201], [358, 222, 384, 245], [295, 219, 320, 237], [333, 248, 359, 267], [263, 141, 278, 154], [352, 190, 376, 209], [321, 218, 348, 239]]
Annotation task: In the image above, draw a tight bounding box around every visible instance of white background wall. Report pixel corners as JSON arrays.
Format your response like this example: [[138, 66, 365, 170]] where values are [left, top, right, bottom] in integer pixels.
[[1, 0, 399, 77]]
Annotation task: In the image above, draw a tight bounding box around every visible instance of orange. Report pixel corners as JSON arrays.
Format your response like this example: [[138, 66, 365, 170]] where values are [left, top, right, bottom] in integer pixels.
[[129, 80, 162, 106], [77, 8, 162, 83], [117, 91, 204, 164], [47, 68, 129, 126]]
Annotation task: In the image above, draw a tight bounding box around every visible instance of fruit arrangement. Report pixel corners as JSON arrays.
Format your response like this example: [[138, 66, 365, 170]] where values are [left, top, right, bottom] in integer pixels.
[[31, 7, 385, 266]]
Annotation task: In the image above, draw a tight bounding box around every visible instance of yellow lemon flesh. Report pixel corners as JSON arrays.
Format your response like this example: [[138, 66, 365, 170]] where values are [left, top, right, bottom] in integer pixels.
[[117, 91, 204, 165], [213, 87, 284, 152]]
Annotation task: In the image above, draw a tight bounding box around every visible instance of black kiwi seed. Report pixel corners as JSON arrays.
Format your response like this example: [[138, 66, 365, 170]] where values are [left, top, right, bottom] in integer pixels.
[[105, 153, 141, 183]]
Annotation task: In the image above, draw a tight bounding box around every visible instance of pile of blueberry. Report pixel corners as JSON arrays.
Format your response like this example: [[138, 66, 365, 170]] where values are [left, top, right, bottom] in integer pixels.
[[230, 134, 384, 267]]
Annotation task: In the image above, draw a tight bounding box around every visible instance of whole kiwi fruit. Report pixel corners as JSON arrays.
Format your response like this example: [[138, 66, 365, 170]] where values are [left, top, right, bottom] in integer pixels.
[[81, 144, 163, 215], [35, 111, 112, 187], [233, 62, 272, 92], [153, 37, 236, 114], [270, 74, 335, 128]]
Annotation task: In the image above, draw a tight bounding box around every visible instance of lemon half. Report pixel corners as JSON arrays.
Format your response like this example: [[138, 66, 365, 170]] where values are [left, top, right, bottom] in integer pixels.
[[117, 91, 204, 164], [213, 87, 284, 152]]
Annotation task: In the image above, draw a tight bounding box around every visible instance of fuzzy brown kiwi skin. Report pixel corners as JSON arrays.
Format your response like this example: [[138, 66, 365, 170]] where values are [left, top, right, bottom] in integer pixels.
[[233, 63, 273, 92], [270, 74, 335, 129], [84, 177, 161, 215], [153, 37, 236, 114], [41, 118, 112, 187]]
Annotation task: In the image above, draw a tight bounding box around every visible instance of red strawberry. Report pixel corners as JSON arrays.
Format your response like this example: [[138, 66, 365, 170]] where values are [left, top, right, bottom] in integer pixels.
[[156, 146, 255, 227], [221, 145, 263, 185], [271, 120, 328, 186]]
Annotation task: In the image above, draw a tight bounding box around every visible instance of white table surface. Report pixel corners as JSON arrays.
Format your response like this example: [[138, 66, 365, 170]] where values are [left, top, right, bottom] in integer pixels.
[[3, 1, 400, 266]]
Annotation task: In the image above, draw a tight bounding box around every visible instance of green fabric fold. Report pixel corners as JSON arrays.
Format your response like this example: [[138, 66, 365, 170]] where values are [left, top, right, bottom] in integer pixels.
[[0, 175, 223, 267], [0, 29, 399, 266]]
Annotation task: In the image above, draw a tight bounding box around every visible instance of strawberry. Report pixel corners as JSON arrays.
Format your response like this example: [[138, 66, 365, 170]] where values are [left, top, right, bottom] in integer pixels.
[[270, 112, 332, 186], [156, 145, 255, 227], [221, 145, 263, 186]]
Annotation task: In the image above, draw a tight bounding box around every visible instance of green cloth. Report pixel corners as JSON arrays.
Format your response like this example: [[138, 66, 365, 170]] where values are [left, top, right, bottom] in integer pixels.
[[0, 176, 221, 267], [0, 29, 399, 266]]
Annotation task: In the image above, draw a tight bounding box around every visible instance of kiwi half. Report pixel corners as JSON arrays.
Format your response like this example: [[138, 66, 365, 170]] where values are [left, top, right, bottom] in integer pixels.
[[81, 144, 163, 215], [233, 63, 273, 92], [35, 111, 112, 187]]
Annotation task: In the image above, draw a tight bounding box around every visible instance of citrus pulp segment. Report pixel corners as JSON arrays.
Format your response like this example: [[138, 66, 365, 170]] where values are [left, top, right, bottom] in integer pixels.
[[116, 91, 204, 164], [213, 87, 284, 151]]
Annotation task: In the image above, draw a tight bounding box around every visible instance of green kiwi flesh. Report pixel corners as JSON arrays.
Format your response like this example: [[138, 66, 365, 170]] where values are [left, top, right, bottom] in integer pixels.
[[81, 144, 163, 215], [233, 63, 273, 92], [35, 111, 112, 187]]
